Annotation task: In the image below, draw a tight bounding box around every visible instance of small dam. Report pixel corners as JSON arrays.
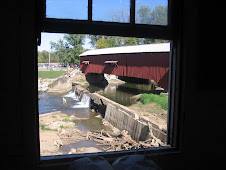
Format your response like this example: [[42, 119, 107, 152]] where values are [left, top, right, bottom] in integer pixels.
[[74, 85, 167, 143]]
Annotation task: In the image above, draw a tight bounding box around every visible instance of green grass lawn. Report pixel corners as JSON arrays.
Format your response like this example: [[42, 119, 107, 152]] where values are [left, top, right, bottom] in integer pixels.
[[139, 93, 168, 111], [38, 70, 66, 79]]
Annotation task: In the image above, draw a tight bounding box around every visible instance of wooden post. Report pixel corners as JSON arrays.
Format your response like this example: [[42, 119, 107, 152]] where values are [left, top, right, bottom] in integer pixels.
[[48, 51, 50, 70]]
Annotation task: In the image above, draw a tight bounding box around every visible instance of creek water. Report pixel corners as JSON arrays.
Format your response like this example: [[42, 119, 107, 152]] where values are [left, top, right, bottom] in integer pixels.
[[38, 82, 152, 129], [87, 83, 152, 106], [38, 90, 108, 131], [38, 82, 152, 154], [39, 83, 152, 114]]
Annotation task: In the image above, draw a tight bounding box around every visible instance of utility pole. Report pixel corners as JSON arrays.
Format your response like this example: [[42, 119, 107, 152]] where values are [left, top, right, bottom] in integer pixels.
[[49, 51, 50, 70]]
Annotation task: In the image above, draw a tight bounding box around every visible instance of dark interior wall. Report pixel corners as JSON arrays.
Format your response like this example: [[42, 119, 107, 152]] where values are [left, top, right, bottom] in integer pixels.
[[8, 0, 39, 169], [178, 1, 225, 168], [8, 0, 225, 169]]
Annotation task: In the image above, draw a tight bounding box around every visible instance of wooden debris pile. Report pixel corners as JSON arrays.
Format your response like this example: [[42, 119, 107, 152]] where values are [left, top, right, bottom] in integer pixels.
[[86, 130, 165, 152]]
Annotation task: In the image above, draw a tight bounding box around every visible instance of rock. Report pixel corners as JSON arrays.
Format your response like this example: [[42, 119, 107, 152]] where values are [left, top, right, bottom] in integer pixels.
[[102, 119, 109, 125], [150, 138, 161, 147], [156, 139, 161, 144], [95, 115, 102, 118], [130, 94, 141, 101], [58, 128, 72, 138], [155, 139, 161, 147], [49, 121, 75, 130], [76, 148, 85, 153], [58, 127, 65, 133], [54, 140, 63, 148], [134, 114, 139, 120], [68, 148, 77, 154], [151, 139, 155, 146], [70, 115, 75, 118]]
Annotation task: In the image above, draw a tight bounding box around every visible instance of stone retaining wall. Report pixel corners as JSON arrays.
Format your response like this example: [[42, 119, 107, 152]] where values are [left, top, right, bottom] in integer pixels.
[[49, 78, 68, 88], [47, 78, 72, 93], [89, 93, 167, 143], [105, 103, 149, 141]]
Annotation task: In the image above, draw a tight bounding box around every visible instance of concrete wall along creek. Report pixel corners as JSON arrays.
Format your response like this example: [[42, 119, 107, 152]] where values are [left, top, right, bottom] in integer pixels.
[[105, 103, 149, 141], [74, 86, 167, 142], [90, 93, 167, 142]]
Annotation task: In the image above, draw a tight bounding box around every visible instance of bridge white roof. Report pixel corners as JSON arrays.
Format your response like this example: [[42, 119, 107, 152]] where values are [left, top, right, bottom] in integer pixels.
[[79, 43, 170, 57]]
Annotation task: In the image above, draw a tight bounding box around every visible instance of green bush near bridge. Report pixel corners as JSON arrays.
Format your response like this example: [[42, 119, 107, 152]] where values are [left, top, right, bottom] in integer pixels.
[[140, 93, 168, 111]]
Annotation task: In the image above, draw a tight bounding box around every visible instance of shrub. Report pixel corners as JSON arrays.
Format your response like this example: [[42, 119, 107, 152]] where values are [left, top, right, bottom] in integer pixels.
[[140, 93, 168, 110], [62, 117, 70, 122]]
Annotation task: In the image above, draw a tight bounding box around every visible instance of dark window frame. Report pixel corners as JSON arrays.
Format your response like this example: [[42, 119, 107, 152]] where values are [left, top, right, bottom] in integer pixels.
[[41, 0, 173, 39], [38, 0, 183, 166]]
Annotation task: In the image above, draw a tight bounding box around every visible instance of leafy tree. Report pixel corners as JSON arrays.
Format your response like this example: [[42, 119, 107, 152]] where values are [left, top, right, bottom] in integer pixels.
[[38, 50, 49, 63], [38, 52, 44, 63], [87, 5, 168, 48], [110, 7, 130, 23], [95, 38, 109, 49], [142, 38, 155, 44], [92, 36, 154, 49], [50, 52, 59, 63], [136, 5, 152, 24], [124, 37, 138, 46], [151, 5, 167, 25], [136, 5, 167, 25], [50, 40, 68, 64], [87, 35, 104, 48], [38, 51, 59, 63], [50, 34, 85, 65], [94, 36, 122, 49], [106, 37, 122, 47]]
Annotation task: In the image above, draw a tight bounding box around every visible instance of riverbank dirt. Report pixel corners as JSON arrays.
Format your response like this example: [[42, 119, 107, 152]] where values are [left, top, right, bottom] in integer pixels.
[[39, 110, 164, 156], [128, 102, 167, 130], [39, 74, 168, 156], [39, 111, 101, 156], [38, 72, 89, 93]]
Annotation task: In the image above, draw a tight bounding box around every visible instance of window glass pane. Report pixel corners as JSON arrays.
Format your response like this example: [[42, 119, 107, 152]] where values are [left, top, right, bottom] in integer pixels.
[[93, 0, 130, 23], [39, 33, 171, 156], [46, 0, 88, 20], [136, 0, 168, 25]]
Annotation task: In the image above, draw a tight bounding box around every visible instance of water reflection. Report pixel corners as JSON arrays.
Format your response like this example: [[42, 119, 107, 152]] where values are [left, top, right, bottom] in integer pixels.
[[87, 82, 153, 106], [73, 111, 112, 132]]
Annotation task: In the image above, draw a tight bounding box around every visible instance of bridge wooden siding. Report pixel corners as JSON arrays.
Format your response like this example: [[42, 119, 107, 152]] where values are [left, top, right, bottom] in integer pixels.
[[80, 43, 170, 90]]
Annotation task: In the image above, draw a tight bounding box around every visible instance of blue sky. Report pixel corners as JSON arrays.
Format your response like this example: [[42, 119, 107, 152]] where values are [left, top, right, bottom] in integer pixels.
[[39, 0, 167, 51], [46, 0, 88, 19], [38, 33, 91, 51], [93, 0, 130, 22], [46, 0, 167, 21]]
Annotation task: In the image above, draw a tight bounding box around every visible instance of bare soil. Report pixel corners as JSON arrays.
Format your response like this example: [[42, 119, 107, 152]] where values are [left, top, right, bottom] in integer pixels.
[[128, 102, 168, 130], [39, 109, 166, 156], [39, 74, 168, 156], [39, 111, 101, 156]]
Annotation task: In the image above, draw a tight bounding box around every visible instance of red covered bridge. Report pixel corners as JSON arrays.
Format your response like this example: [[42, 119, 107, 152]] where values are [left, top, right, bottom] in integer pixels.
[[80, 43, 170, 90]]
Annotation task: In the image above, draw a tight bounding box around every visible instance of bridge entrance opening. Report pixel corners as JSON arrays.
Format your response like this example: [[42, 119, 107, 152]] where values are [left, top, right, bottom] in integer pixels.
[[38, 33, 171, 156]]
